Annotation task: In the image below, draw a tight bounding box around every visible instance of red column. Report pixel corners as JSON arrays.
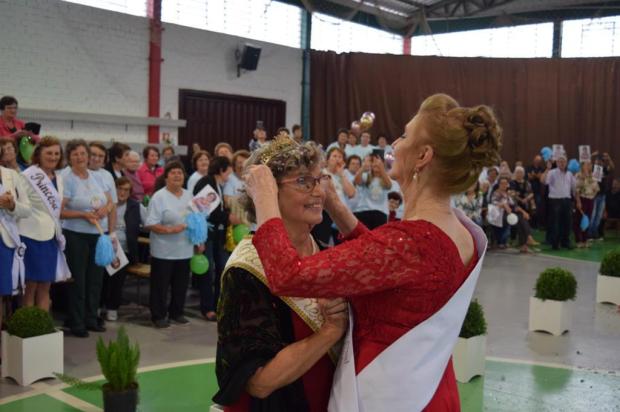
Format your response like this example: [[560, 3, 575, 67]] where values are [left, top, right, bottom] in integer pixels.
[[147, 0, 163, 143], [403, 36, 411, 55]]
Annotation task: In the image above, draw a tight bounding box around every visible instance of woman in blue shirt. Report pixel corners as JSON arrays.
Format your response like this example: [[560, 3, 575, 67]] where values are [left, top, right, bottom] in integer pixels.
[[61, 139, 115, 338], [145, 161, 194, 328]]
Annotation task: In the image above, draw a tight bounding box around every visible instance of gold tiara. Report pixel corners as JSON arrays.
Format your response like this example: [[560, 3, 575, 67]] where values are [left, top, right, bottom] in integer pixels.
[[259, 134, 302, 165]]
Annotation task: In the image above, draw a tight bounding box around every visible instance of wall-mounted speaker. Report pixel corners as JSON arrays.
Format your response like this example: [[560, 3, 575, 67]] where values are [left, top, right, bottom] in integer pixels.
[[237, 44, 261, 77]]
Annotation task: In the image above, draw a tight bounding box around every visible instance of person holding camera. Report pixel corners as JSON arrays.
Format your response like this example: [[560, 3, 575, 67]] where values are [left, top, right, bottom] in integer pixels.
[[352, 154, 392, 229], [0, 96, 39, 143]]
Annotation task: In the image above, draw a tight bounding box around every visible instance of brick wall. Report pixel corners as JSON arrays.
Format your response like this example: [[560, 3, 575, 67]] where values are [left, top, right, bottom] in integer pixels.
[[0, 0, 302, 146]]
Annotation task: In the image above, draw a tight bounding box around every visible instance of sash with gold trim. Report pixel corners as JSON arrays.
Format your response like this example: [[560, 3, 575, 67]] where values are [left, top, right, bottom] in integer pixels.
[[223, 237, 341, 364]]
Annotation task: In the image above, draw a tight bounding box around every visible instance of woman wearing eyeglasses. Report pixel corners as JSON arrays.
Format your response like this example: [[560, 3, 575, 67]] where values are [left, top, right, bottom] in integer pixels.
[[213, 138, 347, 411]]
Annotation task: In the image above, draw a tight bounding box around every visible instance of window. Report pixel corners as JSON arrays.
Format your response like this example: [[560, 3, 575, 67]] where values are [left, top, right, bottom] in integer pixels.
[[311, 12, 403, 54], [410, 23, 554, 58], [162, 0, 302, 48], [62, 0, 147, 17], [562, 16, 620, 57]]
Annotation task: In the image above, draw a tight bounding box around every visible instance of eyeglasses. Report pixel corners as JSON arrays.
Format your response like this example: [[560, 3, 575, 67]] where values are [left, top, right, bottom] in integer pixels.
[[280, 174, 331, 193]]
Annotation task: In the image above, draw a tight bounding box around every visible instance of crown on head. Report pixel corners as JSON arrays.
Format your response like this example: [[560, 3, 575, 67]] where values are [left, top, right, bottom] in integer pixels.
[[259, 134, 304, 166]]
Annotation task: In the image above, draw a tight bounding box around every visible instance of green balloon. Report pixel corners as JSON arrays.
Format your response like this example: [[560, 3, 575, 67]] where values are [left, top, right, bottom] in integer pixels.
[[19, 137, 35, 163], [190, 254, 209, 275], [232, 224, 250, 244]]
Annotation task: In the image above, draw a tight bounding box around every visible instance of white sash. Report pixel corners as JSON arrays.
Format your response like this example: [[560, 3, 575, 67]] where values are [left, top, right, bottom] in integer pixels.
[[0, 172, 26, 294], [329, 209, 487, 412], [22, 166, 71, 282], [0, 212, 26, 294]]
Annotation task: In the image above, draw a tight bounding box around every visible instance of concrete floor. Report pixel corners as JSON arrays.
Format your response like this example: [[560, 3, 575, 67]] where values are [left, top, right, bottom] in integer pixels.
[[476, 251, 620, 372], [1, 250, 619, 406]]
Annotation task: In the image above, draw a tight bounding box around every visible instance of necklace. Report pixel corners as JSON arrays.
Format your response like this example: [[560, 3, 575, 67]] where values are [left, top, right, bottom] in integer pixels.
[[309, 236, 318, 255]]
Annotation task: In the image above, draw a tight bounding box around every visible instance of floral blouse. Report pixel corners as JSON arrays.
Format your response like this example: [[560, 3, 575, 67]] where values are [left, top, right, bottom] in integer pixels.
[[575, 173, 599, 200]]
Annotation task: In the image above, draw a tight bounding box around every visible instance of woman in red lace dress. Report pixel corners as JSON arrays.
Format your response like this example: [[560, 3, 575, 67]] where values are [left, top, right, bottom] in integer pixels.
[[245, 94, 502, 411]]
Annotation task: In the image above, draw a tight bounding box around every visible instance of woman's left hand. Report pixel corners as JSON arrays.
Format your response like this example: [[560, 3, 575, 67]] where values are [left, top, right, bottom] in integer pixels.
[[94, 206, 109, 219], [324, 179, 343, 212], [244, 165, 278, 202]]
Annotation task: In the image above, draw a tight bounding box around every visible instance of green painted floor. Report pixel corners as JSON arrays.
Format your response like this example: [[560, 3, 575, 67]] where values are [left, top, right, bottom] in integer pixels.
[[0, 394, 81, 412], [64, 363, 219, 411], [531, 230, 619, 263], [1, 360, 619, 411]]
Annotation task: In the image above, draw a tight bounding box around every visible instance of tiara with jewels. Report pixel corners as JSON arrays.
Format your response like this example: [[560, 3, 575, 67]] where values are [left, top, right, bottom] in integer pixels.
[[259, 134, 304, 166]]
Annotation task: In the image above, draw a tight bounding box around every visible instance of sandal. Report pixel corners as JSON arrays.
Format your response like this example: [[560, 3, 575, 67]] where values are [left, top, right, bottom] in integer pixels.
[[203, 311, 217, 322]]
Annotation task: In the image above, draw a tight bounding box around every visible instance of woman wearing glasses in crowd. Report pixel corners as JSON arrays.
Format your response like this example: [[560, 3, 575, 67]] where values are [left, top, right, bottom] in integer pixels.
[[213, 137, 347, 411]]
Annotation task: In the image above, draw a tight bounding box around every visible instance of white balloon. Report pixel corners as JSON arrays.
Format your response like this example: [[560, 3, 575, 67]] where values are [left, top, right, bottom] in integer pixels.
[[507, 213, 518, 226]]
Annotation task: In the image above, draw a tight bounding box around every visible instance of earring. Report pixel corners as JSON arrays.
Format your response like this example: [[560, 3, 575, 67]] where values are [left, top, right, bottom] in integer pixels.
[[412, 168, 419, 181]]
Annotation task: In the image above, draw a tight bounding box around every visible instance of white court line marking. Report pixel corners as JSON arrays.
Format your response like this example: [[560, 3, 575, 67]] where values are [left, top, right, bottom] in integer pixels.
[[47, 391, 103, 411], [486, 356, 619, 375], [0, 357, 216, 405], [491, 249, 601, 266]]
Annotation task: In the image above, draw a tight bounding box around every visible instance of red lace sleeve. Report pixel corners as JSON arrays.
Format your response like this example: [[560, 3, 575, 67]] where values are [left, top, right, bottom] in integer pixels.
[[342, 221, 370, 240], [253, 217, 442, 299], [336, 221, 370, 243]]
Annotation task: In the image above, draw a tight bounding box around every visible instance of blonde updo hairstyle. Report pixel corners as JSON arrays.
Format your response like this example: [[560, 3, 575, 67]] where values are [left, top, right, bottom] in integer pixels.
[[239, 138, 323, 224], [414, 94, 502, 194]]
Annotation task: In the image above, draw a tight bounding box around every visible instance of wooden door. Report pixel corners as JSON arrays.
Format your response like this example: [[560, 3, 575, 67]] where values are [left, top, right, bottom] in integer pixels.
[[178, 89, 286, 154]]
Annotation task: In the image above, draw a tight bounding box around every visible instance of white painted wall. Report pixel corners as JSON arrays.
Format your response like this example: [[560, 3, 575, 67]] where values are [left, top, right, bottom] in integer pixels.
[[0, 0, 302, 145], [161, 22, 303, 143]]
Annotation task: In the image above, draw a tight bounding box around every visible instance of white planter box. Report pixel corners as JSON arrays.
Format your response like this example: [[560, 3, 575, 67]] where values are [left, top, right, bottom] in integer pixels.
[[596, 274, 620, 305], [210, 405, 224, 412], [1, 330, 63, 386], [528, 297, 574, 336], [452, 335, 486, 383]]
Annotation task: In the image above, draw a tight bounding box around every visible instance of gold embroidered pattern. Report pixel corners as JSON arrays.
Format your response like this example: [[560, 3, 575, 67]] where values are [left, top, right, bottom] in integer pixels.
[[223, 238, 341, 364]]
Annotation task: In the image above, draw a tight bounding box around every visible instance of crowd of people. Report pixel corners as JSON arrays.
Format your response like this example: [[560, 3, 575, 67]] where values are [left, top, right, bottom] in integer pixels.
[[0, 93, 618, 340], [1, 90, 618, 410]]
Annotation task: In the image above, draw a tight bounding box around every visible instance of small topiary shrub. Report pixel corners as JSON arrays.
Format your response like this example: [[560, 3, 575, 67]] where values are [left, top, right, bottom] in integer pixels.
[[56, 327, 140, 392], [600, 249, 620, 278], [6, 307, 56, 338], [459, 300, 487, 339], [534, 267, 577, 301]]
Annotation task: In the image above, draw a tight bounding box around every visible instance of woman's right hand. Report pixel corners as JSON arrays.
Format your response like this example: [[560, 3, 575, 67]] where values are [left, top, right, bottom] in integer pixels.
[[0, 193, 14, 210], [244, 165, 278, 202], [318, 298, 348, 341]]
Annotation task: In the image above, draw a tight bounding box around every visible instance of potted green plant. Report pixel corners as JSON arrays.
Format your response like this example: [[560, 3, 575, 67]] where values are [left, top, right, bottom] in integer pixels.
[[453, 299, 487, 383], [1, 306, 63, 386], [57, 327, 140, 412], [596, 249, 620, 305], [528, 267, 577, 336]]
